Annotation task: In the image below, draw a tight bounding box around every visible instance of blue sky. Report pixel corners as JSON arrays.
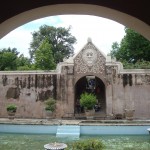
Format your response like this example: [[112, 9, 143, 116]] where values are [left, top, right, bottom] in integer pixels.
[[0, 15, 125, 58]]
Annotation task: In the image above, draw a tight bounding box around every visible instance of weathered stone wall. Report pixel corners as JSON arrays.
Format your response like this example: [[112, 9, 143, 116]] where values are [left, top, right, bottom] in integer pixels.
[[109, 71, 150, 119], [1, 40, 149, 120], [0, 68, 150, 119], [0, 72, 57, 118], [56, 65, 74, 118]]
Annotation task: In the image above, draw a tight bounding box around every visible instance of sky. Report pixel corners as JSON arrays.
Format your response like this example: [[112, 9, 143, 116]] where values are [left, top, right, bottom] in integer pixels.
[[0, 15, 125, 58]]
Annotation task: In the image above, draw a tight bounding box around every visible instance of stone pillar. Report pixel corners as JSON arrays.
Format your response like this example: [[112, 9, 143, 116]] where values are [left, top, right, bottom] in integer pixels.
[[66, 75, 74, 114], [106, 84, 113, 117]]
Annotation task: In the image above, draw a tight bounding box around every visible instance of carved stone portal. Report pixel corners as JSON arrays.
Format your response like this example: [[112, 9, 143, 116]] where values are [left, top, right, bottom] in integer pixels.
[[74, 42, 106, 75]]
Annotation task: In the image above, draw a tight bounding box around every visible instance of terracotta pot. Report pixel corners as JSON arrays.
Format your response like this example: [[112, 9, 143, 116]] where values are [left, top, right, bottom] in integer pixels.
[[124, 109, 135, 120], [7, 111, 16, 119], [45, 111, 54, 120], [85, 109, 95, 120]]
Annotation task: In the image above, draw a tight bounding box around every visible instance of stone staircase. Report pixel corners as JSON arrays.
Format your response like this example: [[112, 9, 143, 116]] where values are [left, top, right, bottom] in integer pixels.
[[56, 125, 80, 139]]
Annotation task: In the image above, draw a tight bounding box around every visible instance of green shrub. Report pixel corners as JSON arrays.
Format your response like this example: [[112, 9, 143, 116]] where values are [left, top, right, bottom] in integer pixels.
[[44, 98, 56, 112], [6, 104, 17, 112], [80, 92, 97, 110], [123, 60, 150, 69], [69, 138, 105, 150]]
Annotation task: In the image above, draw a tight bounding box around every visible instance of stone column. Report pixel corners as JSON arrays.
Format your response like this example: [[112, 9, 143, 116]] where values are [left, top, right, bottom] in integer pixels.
[[66, 75, 74, 115], [106, 84, 113, 118]]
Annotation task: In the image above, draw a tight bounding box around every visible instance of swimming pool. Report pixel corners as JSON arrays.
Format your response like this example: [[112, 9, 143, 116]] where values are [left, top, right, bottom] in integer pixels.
[[0, 124, 149, 135], [0, 124, 150, 149]]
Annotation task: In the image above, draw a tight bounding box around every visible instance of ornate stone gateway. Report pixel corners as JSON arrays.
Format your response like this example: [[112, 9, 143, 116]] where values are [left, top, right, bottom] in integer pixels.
[[73, 38, 106, 118]]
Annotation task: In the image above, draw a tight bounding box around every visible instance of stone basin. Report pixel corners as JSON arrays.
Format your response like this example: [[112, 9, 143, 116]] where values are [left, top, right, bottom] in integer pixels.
[[44, 142, 67, 150]]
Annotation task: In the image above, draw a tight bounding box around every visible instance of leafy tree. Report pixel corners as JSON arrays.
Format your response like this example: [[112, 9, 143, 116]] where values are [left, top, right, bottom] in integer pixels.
[[110, 42, 120, 59], [110, 28, 150, 63], [0, 48, 19, 70], [16, 54, 31, 70], [29, 25, 76, 63], [34, 39, 56, 70]]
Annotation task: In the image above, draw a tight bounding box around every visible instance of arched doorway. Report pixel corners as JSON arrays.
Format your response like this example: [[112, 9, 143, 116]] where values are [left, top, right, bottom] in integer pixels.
[[75, 75, 106, 118]]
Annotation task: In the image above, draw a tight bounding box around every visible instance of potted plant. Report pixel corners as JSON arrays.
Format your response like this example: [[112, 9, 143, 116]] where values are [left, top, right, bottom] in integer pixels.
[[44, 98, 56, 119], [6, 104, 17, 119], [80, 92, 97, 119]]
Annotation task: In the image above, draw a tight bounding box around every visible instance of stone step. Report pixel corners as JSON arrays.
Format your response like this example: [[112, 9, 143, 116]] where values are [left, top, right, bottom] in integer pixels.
[[56, 125, 80, 139]]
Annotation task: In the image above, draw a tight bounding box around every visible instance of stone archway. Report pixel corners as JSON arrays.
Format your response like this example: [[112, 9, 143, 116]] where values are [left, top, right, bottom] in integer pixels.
[[75, 75, 106, 119], [0, 4, 150, 41]]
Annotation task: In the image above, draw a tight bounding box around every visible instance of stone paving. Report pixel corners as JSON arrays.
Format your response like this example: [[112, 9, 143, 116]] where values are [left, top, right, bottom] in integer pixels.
[[0, 118, 150, 126]]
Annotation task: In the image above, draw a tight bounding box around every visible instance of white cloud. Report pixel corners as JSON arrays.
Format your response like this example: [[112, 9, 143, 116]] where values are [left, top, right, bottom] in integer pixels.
[[0, 27, 32, 57], [56, 15, 125, 54], [0, 15, 125, 57]]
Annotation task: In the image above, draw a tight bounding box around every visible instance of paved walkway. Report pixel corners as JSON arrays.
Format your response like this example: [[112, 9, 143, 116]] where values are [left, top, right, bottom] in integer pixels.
[[0, 118, 150, 126]]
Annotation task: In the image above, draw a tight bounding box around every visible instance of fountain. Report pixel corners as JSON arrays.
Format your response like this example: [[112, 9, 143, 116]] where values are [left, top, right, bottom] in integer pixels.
[[44, 142, 67, 150]]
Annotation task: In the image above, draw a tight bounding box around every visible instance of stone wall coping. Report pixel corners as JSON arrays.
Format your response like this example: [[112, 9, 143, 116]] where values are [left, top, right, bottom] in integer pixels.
[[0, 69, 150, 75], [0, 70, 57, 75], [119, 69, 150, 74]]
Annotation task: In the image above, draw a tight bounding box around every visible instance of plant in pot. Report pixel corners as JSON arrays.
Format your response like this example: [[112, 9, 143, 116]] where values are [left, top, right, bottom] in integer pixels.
[[6, 104, 17, 119], [44, 98, 56, 120], [80, 92, 97, 119]]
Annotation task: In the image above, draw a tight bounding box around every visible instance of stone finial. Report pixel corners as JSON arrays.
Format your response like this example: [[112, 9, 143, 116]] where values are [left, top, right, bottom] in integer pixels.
[[87, 37, 92, 43]]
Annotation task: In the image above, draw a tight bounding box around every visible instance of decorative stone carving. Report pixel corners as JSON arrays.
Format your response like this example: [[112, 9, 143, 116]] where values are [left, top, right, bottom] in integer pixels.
[[74, 42, 106, 74], [106, 66, 112, 74], [82, 48, 98, 67]]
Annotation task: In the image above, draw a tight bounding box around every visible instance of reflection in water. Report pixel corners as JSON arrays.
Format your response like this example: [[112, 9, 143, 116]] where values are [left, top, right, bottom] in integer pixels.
[[0, 133, 150, 150]]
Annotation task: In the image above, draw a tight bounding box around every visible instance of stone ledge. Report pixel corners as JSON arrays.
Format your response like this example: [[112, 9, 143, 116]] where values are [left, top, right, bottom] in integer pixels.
[[0, 118, 150, 126]]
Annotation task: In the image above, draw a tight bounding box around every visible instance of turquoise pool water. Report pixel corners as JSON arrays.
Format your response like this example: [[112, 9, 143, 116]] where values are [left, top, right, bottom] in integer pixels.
[[0, 133, 150, 150]]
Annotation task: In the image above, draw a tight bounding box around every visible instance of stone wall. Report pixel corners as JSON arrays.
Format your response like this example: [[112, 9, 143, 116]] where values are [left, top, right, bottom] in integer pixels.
[[0, 72, 57, 118], [0, 68, 150, 119], [56, 65, 75, 118], [107, 69, 150, 119]]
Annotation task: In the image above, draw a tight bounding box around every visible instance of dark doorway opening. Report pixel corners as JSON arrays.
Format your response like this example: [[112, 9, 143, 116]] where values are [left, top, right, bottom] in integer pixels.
[[75, 75, 106, 117]]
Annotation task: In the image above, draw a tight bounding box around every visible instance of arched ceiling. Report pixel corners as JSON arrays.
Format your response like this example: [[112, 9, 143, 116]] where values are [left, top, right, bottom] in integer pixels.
[[0, 0, 150, 40], [0, 0, 150, 25]]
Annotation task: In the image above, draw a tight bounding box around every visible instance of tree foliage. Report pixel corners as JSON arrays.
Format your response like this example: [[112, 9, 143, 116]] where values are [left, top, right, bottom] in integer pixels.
[[16, 54, 32, 70], [0, 48, 19, 70], [29, 25, 77, 64], [0, 26, 76, 71], [0, 48, 31, 71], [34, 39, 56, 70], [122, 60, 150, 69], [110, 28, 150, 68]]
